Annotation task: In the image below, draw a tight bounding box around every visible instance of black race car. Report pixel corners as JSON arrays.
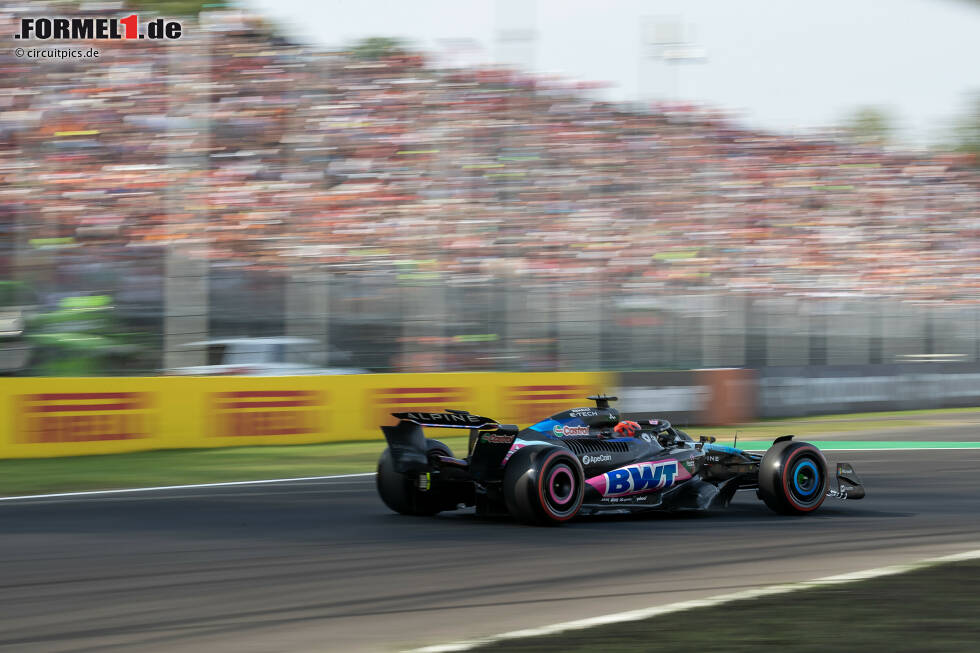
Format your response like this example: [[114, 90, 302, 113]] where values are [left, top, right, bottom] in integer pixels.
[[376, 395, 865, 525]]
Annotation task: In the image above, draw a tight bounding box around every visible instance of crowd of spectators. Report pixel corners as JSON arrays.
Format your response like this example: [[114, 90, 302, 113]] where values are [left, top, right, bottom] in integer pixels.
[[2, 4, 978, 310]]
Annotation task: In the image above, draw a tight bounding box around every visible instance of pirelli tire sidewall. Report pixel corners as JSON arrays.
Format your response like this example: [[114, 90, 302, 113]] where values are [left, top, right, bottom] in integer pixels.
[[503, 445, 585, 525], [759, 440, 829, 515], [376, 439, 453, 516]]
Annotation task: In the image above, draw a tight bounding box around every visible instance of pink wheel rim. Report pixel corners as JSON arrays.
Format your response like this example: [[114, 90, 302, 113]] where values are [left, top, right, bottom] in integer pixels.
[[548, 465, 574, 504]]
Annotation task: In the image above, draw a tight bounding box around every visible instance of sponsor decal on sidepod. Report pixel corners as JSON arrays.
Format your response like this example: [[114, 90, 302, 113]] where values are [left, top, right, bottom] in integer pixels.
[[586, 460, 691, 497], [553, 424, 589, 436], [581, 454, 612, 465]]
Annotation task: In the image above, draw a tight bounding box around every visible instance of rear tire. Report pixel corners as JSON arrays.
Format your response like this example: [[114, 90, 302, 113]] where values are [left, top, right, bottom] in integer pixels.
[[376, 439, 452, 516], [503, 446, 584, 525], [759, 440, 828, 515]]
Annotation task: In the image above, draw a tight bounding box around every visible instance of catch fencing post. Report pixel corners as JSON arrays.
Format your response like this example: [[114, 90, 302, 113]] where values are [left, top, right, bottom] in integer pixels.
[[163, 30, 210, 370]]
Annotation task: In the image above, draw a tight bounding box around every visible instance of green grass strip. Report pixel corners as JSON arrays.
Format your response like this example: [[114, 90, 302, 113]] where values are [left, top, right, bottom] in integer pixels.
[[0, 436, 465, 497]]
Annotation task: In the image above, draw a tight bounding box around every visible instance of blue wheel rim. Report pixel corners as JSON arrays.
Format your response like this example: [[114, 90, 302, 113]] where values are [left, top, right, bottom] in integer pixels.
[[792, 459, 819, 497]]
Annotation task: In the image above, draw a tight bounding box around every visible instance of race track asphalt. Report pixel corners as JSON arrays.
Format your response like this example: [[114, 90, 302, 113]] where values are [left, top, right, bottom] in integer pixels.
[[2, 444, 979, 652]]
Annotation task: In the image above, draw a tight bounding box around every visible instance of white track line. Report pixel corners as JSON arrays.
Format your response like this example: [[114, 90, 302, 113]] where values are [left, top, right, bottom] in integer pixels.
[[409, 548, 980, 652], [0, 472, 375, 502]]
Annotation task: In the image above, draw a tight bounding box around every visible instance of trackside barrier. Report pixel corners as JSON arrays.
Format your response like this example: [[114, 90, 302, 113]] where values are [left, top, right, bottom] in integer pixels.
[[616, 369, 755, 427], [758, 362, 980, 418], [0, 370, 764, 459], [0, 372, 619, 459]]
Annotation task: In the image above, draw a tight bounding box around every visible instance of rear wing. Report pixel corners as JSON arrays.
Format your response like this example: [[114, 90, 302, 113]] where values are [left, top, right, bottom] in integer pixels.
[[381, 410, 517, 477], [391, 411, 497, 429]]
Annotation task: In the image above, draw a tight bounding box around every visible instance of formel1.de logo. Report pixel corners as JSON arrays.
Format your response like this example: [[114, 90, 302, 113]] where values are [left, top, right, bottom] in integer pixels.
[[15, 15, 182, 40]]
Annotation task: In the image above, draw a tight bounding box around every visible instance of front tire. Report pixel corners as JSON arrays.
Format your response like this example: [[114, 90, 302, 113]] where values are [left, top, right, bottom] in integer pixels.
[[759, 440, 828, 515], [503, 446, 585, 525], [376, 439, 452, 516]]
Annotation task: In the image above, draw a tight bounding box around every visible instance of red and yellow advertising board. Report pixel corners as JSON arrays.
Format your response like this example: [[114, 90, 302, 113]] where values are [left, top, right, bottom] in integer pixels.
[[0, 372, 616, 459], [0, 370, 756, 459]]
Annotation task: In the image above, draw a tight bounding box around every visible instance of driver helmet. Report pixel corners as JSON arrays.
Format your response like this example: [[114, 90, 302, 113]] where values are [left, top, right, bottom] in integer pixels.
[[613, 420, 642, 438]]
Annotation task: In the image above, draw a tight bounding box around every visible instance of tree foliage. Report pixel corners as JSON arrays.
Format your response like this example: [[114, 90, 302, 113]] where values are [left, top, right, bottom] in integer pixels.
[[951, 92, 980, 165], [351, 37, 407, 60], [842, 106, 894, 146]]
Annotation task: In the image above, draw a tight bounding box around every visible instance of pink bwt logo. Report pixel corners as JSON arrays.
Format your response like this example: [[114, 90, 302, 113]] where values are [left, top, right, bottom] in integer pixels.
[[587, 460, 690, 497]]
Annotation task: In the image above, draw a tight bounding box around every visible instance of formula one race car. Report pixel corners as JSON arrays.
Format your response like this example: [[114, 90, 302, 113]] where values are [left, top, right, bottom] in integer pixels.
[[376, 395, 865, 525]]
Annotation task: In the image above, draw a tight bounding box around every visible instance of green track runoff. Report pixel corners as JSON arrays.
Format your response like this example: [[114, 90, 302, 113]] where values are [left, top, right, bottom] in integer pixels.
[[0, 407, 977, 496]]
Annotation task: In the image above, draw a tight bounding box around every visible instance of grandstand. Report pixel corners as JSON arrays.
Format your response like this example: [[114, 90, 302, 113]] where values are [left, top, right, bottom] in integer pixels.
[[2, 5, 978, 372]]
